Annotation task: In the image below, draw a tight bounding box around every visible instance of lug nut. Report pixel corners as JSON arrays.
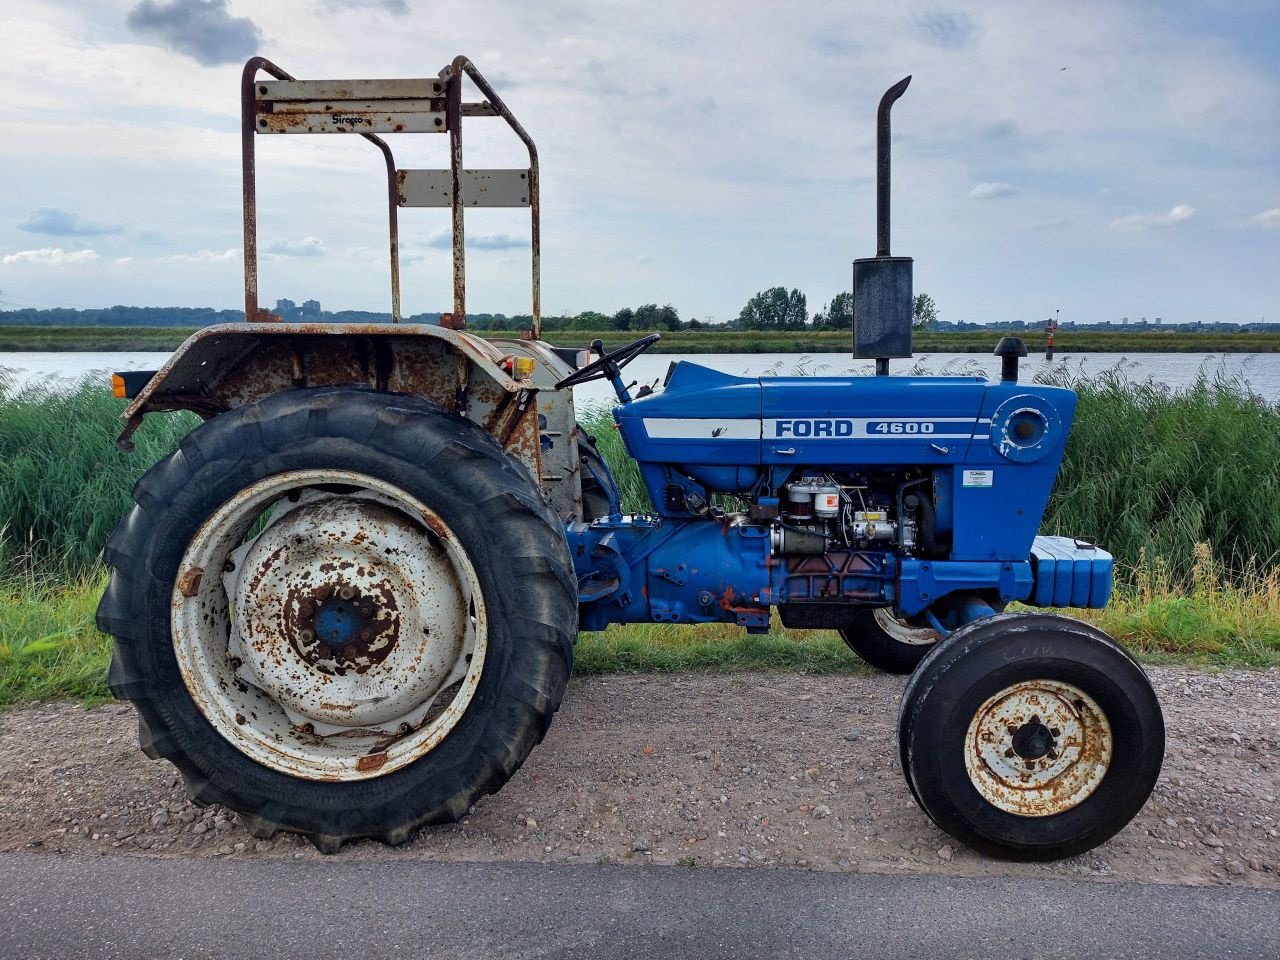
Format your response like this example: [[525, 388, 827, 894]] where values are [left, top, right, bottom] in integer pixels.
[[339, 586, 356, 601], [342, 645, 358, 660], [359, 629, 373, 642], [315, 586, 331, 600], [299, 629, 314, 642], [359, 605, 373, 617], [299, 602, 313, 617], [1004, 748, 1015, 758]]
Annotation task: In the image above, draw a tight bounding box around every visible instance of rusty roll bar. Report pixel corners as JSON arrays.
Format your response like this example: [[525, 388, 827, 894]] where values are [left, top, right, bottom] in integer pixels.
[[440, 55, 542, 339], [240, 57, 403, 323]]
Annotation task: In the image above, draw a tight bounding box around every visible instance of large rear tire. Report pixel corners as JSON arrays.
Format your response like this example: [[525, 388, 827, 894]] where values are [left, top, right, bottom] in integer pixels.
[[898, 613, 1163, 861], [98, 387, 577, 852]]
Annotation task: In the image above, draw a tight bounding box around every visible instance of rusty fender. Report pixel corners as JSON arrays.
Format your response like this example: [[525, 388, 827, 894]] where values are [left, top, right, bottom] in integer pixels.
[[119, 322, 543, 481]]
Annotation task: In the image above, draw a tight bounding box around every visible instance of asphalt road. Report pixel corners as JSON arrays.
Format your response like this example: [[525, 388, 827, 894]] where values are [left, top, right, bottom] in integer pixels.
[[1, 854, 1275, 960]]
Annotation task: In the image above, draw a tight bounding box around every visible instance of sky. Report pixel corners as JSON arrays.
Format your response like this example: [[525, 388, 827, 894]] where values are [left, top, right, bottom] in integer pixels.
[[1, 0, 1278, 326]]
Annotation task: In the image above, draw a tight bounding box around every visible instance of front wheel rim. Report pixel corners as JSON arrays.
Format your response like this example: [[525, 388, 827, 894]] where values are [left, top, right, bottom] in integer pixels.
[[872, 608, 939, 646], [171, 469, 488, 782], [964, 679, 1113, 817]]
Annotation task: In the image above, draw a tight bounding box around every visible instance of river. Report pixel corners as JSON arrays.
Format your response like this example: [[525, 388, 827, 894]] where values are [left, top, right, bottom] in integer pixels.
[[3, 349, 1278, 410]]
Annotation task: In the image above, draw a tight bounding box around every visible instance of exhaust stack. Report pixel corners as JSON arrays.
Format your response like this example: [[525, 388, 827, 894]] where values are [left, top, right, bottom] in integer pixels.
[[853, 76, 914, 375]]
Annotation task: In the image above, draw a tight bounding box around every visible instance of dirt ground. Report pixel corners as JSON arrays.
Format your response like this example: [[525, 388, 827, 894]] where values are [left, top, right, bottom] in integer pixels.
[[1, 667, 1277, 887]]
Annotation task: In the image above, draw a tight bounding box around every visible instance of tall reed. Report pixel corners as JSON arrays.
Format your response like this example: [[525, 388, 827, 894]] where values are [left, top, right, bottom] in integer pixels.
[[0, 375, 196, 580], [1, 365, 1276, 589], [1041, 365, 1280, 584]]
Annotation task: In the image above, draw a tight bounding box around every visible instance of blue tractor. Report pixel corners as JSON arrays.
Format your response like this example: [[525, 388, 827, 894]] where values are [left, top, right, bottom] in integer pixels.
[[100, 60, 1163, 860]]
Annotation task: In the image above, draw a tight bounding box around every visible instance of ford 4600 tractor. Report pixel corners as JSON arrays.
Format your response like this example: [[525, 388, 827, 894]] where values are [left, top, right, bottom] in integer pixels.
[[99, 59, 1163, 859]]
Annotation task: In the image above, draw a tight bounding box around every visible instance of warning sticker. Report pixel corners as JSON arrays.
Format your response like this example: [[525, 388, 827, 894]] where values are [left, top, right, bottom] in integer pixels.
[[962, 469, 994, 488]]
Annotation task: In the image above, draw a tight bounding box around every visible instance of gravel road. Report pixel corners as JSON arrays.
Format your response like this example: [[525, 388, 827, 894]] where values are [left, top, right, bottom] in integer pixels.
[[1, 667, 1277, 887]]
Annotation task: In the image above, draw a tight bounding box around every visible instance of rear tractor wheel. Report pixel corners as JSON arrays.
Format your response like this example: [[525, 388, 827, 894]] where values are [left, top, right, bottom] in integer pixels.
[[98, 387, 577, 852]]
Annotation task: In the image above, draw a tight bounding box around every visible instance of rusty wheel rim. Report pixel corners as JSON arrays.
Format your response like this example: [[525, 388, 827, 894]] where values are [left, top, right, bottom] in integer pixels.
[[171, 469, 488, 782], [872, 608, 938, 646], [963, 679, 1112, 817]]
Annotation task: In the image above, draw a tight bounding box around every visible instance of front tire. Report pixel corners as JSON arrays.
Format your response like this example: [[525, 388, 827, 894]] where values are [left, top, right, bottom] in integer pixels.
[[98, 387, 577, 852], [838, 607, 939, 674], [898, 613, 1164, 861]]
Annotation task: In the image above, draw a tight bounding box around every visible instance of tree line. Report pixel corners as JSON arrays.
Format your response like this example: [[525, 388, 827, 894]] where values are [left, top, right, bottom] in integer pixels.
[[0, 290, 938, 332]]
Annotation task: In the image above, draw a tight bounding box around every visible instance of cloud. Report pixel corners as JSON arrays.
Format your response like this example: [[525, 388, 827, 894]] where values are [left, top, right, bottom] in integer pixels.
[[2, 247, 100, 265], [18, 208, 124, 237], [114, 257, 135, 265], [321, 0, 409, 14], [809, 34, 859, 57], [635, 254, 656, 265], [1110, 204, 1197, 232], [264, 237, 327, 259], [125, 0, 261, 67], [425, 229, 527, 251], [969, 182, 1018, 200], [918, 11, 976, 49], [161, 248, 240, 263], [1252, 208, 1280, 229]]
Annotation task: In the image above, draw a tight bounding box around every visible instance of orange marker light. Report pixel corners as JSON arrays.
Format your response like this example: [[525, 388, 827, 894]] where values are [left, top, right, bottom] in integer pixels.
[[514, 356, 536, 379], [111, 373, 127, 399]]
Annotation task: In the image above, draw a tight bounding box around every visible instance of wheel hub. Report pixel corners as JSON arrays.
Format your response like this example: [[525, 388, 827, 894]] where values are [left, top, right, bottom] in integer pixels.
[[296, 586, 392, 667], [170, 469, 490, 783], [228, 496, 466, 734], [964, 679, 1113, 817], [1011, 719, 1056, 761]]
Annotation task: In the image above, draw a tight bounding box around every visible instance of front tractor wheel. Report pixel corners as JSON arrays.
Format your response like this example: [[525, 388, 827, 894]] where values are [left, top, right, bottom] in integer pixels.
[[98, 387, 577, 852], [897, 613, 1164, 861], [838, 608, 939, 674]]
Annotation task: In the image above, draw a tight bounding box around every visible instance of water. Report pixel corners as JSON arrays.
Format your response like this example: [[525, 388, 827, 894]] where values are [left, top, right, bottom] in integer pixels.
[[2, 349, 1278, 409], [566, 351, 1280, 411]]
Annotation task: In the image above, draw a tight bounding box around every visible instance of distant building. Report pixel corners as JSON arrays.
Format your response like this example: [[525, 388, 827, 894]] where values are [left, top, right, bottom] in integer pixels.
[[275, 298, 297, 314], [301, 299, 322, 316]]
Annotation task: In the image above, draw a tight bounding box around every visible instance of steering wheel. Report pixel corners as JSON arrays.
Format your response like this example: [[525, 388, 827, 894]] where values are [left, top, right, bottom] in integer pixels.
[[554, 334, 662, 391]]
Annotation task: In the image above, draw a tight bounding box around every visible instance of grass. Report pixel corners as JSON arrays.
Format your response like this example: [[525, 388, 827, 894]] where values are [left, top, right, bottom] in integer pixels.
[[2, 557, 1275, 712], [0, 573, 113, 709], [0, 364, 1278, 711]]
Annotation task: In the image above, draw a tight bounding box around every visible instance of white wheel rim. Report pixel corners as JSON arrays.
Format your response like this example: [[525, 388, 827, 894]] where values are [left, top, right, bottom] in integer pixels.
[[964, 680, 1112, 817], [873, 607, 938, 646], [171, 469, 488, 782]]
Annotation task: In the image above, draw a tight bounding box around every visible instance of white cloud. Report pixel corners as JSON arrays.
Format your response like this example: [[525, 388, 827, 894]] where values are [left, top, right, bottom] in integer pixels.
[[969, 182, 1018, 200], [1252, 208, 1280, 229], [264, 237, 327, 259], [425, 229, 527, 251], [2, 247, 100, 265], [1110, 204, 1197, 232], [114, 257, 135, 265], [161, 248, 240, 263]]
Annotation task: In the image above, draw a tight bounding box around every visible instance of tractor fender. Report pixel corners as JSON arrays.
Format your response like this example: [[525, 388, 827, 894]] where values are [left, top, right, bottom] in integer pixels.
[[118, 322, 543, 480]]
